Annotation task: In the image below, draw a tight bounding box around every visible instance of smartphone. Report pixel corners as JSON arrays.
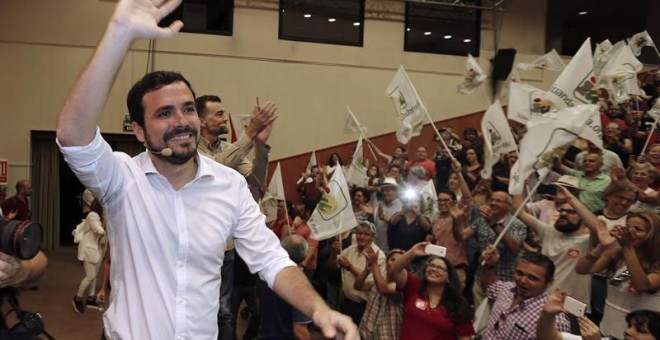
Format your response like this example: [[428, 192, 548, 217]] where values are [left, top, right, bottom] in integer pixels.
[[563, 296, 586, 317], [425, 244, 447, 257]]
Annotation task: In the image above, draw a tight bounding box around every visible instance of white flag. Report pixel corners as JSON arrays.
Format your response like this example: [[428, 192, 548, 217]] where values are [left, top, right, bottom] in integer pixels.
[[344, 106, 367, 134], [628, 30, 656, 56], [594, 39, 613, 61], [458, 54, 487, 94], [509, 105, 600, 195], [544, 38, 599, 108], [229, 113, 251, 142], [346, 135, 367, 188], [419, 179, 439, 220], [385, 66, 427, 144], [309, 167, 358, 241], [306, 151, 318, 174], [507, 82, 549, 124], [481, 101, 517, 179], [517, 49, 565, 72], [601, 45, 643, 103], [593, 40, 626, 77], [262, 162, 286, 223]]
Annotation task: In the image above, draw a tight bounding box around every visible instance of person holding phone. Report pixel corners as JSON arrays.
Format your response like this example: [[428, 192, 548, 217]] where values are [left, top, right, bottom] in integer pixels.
[[388, 242, 474, 340], [537, 290, 660, 340]]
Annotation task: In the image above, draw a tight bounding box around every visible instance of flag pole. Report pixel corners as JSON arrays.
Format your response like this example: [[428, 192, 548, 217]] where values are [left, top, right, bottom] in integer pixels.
[[480, 172, 546, 265], [640, 112, 660, 155]]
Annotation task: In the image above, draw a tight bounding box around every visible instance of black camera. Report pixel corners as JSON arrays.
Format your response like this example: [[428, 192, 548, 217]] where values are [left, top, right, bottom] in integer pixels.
[[0, 220, 50, 340], [0, 220, 43, 260]]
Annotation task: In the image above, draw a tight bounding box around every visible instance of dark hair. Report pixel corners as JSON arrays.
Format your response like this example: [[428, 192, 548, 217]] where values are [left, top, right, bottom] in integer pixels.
[[389, 163, 403, 172], [327, 153, 343, 166], [90, 198, 103, 216], [352, 187, 370, 200], [15, 180, 28, 192], [436, 189, 457, 201], [463, 127, 478, 137], [195, 95, 221, 118], [418, 256, 472, 323], [394, 146, 407, 154], [626, 310, 660, 339], [127, 71, 196, 128], [518, 252, 555, 282]]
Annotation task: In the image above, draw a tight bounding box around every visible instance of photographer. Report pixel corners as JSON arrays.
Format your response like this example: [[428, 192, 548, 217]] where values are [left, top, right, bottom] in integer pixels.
[[0, 252, 47, 289], [0, 216, 47, 289]]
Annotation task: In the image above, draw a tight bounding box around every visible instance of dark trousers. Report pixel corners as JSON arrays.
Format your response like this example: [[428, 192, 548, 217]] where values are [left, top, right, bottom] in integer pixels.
[[218, 249, 236, 340], [340, 299, 366, 326]]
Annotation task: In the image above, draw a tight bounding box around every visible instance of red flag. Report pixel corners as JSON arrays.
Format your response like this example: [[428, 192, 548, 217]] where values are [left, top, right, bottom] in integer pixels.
[[227, 114, 237, 143]]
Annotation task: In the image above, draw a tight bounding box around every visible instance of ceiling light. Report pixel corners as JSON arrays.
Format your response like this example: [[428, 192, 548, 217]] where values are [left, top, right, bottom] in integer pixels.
[[424, 31, 432, 36], [444, 35, 452, 39], [406, 28, 411, 32], [463, 38, 471, 43], [578, 11, 588, 15], [303, 14, 311, 18], [328, 18, 336, 22], [353, 22, 360, 26]]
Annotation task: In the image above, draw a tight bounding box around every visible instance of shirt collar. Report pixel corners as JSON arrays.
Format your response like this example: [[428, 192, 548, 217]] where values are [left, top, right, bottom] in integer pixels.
[[139, 152, 215, 182]]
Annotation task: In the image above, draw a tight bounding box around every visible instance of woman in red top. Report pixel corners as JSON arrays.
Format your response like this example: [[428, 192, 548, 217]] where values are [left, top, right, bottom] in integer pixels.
[[388, 242, 475, 340]]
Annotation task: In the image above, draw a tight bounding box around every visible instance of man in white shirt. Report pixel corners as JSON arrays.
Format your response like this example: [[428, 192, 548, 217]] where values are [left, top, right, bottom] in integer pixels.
[[55, 0, 356, 339]]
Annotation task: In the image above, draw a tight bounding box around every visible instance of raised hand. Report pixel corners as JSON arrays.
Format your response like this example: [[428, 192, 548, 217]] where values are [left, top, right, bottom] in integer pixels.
[[111, 0, 184, 40], [596, 219, 617, 247], [613, 225, 635, 248], [480, 244, 500, 267], [411, 242, 429, 258], [246, 102, 278, 141], [363, 247, 378, 266], [543, 289, 567, 315], [577, 316, 601, 340], [337, 256, 351, 269], [479, 205, 494, 224]]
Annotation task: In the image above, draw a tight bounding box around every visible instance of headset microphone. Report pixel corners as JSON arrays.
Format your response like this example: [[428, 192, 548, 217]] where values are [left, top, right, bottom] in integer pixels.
[[151, 148, 173, 157]]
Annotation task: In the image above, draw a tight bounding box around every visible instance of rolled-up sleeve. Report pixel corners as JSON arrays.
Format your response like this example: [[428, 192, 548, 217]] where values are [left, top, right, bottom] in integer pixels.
[[232, 177, 295, 288], [57, 127, 124, 205]]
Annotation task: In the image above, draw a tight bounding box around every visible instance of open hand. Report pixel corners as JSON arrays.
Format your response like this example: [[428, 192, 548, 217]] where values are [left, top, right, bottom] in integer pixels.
[[111, 0, 184, 40]]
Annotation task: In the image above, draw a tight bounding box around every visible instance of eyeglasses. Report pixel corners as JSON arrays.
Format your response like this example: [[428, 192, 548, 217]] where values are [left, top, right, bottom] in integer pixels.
[[610, 270, 630, 286], [556, 208, 577, 215], [426, 264, 448, 273]]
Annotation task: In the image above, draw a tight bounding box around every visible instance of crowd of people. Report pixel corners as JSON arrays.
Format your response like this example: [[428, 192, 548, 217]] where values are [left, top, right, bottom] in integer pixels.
[[0, 0, 659, 339], [287, 88, 660, 339]]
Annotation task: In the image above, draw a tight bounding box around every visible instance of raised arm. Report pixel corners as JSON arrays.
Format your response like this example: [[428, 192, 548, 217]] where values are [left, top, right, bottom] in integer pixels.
[[512, 194, 541, 235], [615, 225, 660, 293], [558, 185, 605, 245], [56, 0, 183, 146], [365, 139, 392, 164], [388, 242, 427, 290]]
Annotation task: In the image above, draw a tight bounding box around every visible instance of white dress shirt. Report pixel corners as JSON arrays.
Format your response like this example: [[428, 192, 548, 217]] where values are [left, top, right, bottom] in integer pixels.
[[58, 128, 294, 340]]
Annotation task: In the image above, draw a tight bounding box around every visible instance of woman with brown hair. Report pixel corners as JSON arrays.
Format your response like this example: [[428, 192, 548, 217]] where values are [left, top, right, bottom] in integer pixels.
[[388, 242, 474, 340], [576, 211, 660, 338]]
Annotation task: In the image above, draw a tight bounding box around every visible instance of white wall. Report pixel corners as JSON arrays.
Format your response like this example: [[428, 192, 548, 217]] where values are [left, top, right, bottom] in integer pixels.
[[0, 0, 556, 187]]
